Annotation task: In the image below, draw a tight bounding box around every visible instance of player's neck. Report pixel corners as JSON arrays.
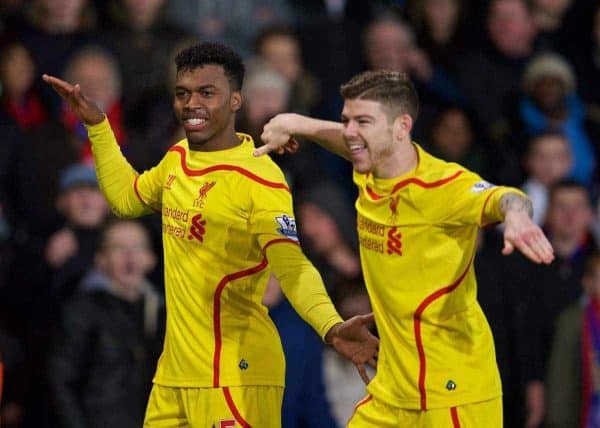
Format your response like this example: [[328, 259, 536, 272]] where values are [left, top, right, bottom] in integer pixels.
[[373, 141, 417, 179]]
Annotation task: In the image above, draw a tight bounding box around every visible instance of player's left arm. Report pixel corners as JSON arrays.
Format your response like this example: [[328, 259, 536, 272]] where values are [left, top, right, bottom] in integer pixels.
[[264, 242, 379, 384], [442, 170, 553, 264], [498, 192, 554, 264], [249, 180, 378, 382]]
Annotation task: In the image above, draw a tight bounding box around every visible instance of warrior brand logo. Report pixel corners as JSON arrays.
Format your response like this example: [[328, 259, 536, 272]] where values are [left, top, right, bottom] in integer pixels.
[[188, 213, 207, 243], [164, 174, 176, 189], [275, 215, 298, 241], [194, 181, 216, 208], [389, 195, 400, 222], [239, 359, 248, 370], [387, 227, 402, 255]]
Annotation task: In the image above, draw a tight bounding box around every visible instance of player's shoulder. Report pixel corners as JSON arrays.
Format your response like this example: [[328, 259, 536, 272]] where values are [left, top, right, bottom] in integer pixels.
[[237, 134, 288, 183], [415, 144, 469, 183]]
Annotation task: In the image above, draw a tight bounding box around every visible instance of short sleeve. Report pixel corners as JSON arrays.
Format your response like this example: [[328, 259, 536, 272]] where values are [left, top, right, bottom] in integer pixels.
[[441, 170, 526, 227]]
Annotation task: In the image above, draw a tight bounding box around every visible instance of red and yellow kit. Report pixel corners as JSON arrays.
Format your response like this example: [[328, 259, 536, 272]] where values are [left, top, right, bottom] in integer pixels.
[[354, 144, 522, 411], [86, 118, 342, 391]]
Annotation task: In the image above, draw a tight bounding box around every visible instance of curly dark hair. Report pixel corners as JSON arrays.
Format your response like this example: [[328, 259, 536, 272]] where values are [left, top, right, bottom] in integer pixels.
[[175, 42, 245, 91], [340, 70, 419, 121]]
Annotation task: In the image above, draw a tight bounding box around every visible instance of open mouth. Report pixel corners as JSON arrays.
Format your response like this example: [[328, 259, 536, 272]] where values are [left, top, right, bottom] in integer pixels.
[[183, 117, 208, 132], [348, 142, 367, 156]]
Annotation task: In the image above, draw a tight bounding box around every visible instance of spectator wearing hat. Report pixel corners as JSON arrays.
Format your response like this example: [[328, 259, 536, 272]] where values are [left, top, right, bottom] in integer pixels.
[[48, 219, 164, 428], [44, 163, 110, 298], [504, 52, 600, 186]]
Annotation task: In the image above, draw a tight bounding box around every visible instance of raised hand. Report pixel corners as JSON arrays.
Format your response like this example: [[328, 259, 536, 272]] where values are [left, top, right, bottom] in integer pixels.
[[42, 74, 105, 125], [326, 313, 379, 384], [254, 113, 300, 157]]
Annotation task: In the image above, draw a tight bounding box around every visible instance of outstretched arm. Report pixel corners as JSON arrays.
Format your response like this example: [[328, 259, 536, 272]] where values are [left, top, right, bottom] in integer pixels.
[[255, 113, 350, 160], [43, 74, 153, 217], [500, 192, 554, 264]]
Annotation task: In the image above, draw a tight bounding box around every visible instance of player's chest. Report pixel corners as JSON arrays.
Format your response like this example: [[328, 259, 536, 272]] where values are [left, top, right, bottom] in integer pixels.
[[356, 191, 433, 259], [160, 172, 248, 236]]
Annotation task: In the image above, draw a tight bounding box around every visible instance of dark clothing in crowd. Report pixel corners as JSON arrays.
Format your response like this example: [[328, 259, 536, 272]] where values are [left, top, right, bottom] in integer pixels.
[[270, 298, 338, 428], [512, 236, 597, 385], [48, 272, 164, 428]]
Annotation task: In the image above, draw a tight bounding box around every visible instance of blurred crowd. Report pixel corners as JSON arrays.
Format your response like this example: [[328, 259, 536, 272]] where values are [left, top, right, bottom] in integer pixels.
[[0, 0, 600, 427]]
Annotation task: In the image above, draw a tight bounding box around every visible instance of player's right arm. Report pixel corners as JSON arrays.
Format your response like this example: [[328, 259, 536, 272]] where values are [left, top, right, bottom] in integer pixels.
[[255, 113, 350, 160], [43, 74, 159, 217]]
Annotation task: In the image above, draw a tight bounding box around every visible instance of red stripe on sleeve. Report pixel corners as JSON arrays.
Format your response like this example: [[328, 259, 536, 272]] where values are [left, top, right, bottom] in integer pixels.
[[262, 238, 300, 254], [480, 187, 502, 227]]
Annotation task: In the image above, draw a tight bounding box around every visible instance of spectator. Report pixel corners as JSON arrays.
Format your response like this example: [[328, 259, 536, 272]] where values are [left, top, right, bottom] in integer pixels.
[[566, 4, 600, 112], [425, 105, 489, 177], [455, 0, 539, 138], [263, 275, 338, 428], [362, 16, 464, 139], [521, 132, 572, 225], [407, 0, 470, 73], [45, 164, 109, 297], [48, 219, 163, 428], [237, 61, 291, 145], [545, 252, 600, 428], [296, 182, 360, 292], [60, 45, 126, 165], [511, 181, 597, 428], [11, 0, 103, 104], [254, 25, 319, 115], [105, 0, 189, 128], [323, 280, 374, 427], [294, 0, 372, 119], [476, 228, 525, 427], [529, 0, 581, 52], [510, 52, 600, 186], [0, 40, 48, 131], [166, 0, 293, 58]]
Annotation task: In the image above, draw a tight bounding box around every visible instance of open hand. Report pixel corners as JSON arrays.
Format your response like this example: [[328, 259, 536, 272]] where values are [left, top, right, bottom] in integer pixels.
[[503, 211, 554, 264], [42, 74, 105, 125], [327, 313, 379, 384]]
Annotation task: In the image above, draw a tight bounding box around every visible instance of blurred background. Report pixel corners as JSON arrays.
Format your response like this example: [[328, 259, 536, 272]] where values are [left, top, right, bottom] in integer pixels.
[[1, 0, 599, 427]]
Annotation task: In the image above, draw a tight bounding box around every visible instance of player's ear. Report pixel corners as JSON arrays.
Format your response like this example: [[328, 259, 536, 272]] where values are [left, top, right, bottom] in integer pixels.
[[393, 114, 412, 141], [231, 91, 242, 112]]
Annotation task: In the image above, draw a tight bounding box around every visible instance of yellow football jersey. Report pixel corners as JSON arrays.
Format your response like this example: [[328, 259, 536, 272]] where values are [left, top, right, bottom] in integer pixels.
[[87, 119, 341, 389], [355, 144, 521, 410]]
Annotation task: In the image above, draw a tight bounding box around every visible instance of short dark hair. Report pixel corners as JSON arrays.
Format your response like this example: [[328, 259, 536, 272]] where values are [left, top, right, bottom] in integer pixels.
[[175, 42, 245, 91], [340, 70, 419, 122]]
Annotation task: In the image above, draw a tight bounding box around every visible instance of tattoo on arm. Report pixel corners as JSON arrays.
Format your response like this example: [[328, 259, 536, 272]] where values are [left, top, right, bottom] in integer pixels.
[[499, 193, 533, 218]]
